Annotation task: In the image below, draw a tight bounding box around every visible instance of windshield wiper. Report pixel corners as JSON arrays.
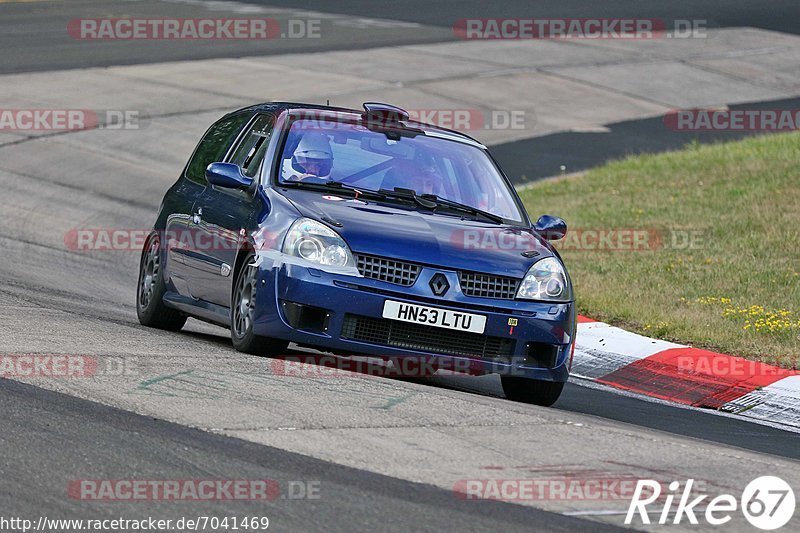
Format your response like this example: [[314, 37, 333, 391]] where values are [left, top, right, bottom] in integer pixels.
[[282, 182, 504, 223], [324, 181, 405, 202], [419, 194, 505, 224], [283, 181, 427, 208], [377, 187, 504, 223], [377, 187, 438, 209], [282, 179, 388, 201]]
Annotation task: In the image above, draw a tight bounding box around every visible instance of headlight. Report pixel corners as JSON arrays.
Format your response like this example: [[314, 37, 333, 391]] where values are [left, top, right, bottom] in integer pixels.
[[282, 218, 355, 268], [516, 257, 572, 302]]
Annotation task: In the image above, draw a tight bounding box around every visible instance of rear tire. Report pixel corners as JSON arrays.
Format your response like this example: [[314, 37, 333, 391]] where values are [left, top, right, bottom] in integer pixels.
[[230, 253, 289, 356], [136, 232, 187, 331], [501, 376, 564, 406]]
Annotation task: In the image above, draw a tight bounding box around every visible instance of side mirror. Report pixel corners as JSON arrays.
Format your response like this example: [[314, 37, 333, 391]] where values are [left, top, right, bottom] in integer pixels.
[[205, 162, 253, 190], [534, 215, 567, 241]]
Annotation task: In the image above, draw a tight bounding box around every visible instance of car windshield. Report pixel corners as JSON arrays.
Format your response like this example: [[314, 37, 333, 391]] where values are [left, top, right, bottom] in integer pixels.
[[277, 118, 525, 223]]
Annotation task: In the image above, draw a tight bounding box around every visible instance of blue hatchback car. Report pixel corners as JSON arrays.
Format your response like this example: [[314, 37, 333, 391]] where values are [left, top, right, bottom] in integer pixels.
[[137, 102, 575, 405]]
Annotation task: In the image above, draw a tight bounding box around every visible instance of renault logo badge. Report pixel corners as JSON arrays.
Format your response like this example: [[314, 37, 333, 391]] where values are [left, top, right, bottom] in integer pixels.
[[429, 273, 449, 296]]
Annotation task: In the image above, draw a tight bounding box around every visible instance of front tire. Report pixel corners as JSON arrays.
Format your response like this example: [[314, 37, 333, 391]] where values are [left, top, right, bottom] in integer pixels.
[[230, 253, 288, 356], [501, 376, 564, 406], [136, 232, 187, 331]]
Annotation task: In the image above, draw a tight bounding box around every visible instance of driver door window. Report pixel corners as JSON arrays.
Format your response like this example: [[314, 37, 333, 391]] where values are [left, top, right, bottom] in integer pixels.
[[185, 112, 250, 184], [229, 114, 274, 178]]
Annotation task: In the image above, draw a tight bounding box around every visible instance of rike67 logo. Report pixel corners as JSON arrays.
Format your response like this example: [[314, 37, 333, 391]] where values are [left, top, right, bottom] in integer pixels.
[[626, 476, 795, 530]]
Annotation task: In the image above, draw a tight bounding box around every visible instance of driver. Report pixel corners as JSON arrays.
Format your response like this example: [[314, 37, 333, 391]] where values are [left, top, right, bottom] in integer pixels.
[[282, 132, 334, 181]]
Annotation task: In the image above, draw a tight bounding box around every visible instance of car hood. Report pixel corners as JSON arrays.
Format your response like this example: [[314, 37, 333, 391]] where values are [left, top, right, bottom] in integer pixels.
[[279, 188, 553, 278]]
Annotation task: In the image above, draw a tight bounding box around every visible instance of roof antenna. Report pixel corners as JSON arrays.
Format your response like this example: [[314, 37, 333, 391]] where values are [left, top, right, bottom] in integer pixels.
[[326, 99, 330, 106]]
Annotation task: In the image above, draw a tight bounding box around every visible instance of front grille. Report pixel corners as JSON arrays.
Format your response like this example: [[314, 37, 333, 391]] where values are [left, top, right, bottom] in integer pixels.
[[458, 271, 520, 299], [355, 254, 421, 286], [341, 314, 515, 360]]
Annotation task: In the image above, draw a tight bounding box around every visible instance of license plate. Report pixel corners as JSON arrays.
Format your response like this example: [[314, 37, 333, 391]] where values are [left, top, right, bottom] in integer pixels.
[[382, 300, 486, 334]]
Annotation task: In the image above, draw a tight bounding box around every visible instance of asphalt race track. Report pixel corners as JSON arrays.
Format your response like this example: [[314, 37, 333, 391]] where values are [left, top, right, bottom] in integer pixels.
[[0, 0, 451, 73], [252, 0, 800, 36], [6, 0, 799, 73], [1, 379, 619, 532], [0, 1, 798, 531]]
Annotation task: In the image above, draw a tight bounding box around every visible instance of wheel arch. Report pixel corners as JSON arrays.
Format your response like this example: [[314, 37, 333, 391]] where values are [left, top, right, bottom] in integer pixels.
[[231, 245, 256, 302]]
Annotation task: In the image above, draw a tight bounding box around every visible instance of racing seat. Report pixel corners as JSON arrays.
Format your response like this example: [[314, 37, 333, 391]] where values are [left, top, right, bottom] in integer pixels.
[[381, 160, 419, 191], [381, 160, 443, 196]]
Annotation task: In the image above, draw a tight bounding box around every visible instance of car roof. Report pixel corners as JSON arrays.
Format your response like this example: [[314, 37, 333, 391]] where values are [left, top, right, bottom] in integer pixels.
[[227, 101, 485, 147]]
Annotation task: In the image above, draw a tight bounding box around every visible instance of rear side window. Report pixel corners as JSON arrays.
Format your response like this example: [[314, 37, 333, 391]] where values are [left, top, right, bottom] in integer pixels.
[[229, 114, 274, 178], [185, 112, 251, 184]]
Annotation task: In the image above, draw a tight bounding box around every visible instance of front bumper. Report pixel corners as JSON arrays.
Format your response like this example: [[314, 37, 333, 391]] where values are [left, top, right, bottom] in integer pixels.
[[252, 257, 575, 382]]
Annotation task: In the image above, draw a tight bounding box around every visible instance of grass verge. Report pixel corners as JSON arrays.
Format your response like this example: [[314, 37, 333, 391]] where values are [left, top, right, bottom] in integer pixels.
[[519, 133, 800, 367]]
